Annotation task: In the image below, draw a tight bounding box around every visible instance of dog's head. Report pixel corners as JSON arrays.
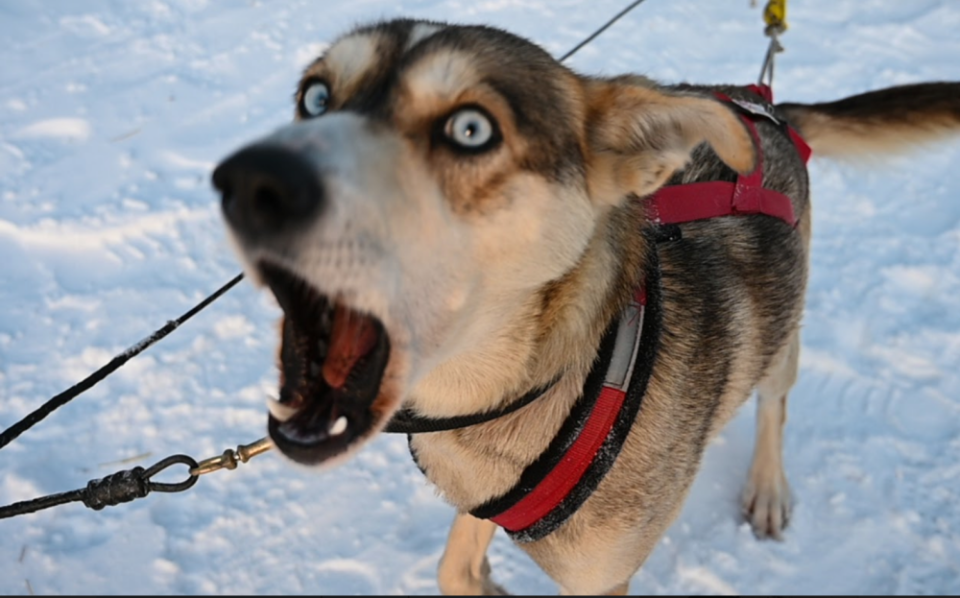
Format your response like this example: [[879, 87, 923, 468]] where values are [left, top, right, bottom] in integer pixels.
[[213, 19, 755, 467]]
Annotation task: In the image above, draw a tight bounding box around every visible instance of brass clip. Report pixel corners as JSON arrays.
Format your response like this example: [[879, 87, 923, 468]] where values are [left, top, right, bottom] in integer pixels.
[[190, 437, 273, 476]]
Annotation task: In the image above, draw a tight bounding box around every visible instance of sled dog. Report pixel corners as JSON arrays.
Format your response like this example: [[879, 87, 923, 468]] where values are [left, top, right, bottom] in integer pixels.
[[213, 19, 960, 594]]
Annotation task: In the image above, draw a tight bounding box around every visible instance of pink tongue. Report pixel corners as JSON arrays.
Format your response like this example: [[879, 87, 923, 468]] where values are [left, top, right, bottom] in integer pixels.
[[322, 304, 379, 389]]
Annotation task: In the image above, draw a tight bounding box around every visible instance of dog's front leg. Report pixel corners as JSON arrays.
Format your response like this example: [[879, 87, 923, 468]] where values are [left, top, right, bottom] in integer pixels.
[[437, 512, 506, 595]]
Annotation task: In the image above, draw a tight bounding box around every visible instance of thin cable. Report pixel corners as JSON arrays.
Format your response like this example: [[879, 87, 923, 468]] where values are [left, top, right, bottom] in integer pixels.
[[0, 274, 244, 451], [558, 0, 650, 62], [757, 30, 783, 87]]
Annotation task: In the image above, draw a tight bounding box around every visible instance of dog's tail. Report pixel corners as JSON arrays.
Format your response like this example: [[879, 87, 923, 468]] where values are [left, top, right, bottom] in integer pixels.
[[777, 82, 960, 158]]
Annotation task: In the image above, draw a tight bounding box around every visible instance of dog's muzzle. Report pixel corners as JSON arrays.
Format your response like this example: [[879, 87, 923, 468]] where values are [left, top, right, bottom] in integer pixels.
[[213, 144, 324, 244], [212, 140, 395, 466]]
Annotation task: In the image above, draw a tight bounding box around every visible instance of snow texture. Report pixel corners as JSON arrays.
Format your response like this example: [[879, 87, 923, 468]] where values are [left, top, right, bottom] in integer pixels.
[[1, 0, 959, 594]]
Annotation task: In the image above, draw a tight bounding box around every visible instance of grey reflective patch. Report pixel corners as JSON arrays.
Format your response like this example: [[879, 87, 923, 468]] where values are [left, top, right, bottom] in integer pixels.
[[604, 300, 645, 391], [730, 97, 781, 124]]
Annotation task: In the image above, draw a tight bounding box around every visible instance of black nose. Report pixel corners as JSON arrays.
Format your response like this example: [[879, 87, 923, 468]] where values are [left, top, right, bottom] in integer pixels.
[[213, 144, 323, 239]]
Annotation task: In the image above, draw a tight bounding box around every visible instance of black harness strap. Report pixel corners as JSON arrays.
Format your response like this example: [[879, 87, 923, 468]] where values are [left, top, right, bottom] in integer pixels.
[[384, 374, 563, 434]]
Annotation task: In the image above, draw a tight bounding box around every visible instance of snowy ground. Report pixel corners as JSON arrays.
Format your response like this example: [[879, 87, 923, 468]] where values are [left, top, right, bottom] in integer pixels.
[[1, 0, 959, 594]]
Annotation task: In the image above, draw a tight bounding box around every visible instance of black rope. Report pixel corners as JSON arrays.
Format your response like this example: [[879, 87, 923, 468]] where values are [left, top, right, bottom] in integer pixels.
[[0, 455, 198, 519], [0, 274, 244, 452], [557, 0, 650, 62]]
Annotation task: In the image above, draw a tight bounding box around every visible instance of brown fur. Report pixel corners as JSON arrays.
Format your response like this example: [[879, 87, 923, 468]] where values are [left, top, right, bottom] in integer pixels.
[[216, 19, 960, 595]]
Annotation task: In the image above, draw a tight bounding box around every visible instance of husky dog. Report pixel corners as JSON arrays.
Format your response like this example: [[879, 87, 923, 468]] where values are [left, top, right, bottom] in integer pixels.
[[213, 19, 960, 595]]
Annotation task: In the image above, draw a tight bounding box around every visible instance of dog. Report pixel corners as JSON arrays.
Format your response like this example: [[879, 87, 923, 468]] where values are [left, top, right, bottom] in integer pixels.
[[212, 18, 960, 595]]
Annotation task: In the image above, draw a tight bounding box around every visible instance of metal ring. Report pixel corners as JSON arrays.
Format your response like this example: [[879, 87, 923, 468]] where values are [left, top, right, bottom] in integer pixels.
[[143, 454, 200, 493]]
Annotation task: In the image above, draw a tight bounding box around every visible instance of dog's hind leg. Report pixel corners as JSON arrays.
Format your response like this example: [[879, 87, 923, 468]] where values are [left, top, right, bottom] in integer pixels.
[[741, 329, 799, 540], [437, 512, 506, 595]]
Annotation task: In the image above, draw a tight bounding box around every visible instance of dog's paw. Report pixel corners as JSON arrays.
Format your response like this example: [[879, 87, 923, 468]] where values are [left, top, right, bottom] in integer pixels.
[[438, 557, 509, 596], [438, 575, 508, 596], [740, 471, 793, 540]]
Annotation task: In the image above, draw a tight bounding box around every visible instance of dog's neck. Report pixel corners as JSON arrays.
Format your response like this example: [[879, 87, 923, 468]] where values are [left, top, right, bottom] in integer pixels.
[[406, 198, 649, 424], [405, 198, 650, 511]]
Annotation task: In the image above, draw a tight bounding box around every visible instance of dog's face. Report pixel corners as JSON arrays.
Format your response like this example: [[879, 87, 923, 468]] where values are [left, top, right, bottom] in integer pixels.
[[214, 19, 755, 466]]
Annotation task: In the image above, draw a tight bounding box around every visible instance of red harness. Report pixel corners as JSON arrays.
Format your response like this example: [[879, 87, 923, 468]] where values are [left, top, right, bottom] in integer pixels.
[[489, 287, 649, 534], [471, 85, 812, 542], [647, 84, 811, 228]]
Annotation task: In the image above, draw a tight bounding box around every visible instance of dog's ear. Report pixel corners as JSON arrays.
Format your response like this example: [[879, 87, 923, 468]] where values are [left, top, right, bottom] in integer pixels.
[[584, 80, 757, 206]]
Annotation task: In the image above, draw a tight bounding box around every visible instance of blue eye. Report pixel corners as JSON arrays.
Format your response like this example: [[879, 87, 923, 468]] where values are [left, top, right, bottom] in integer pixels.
[[444, 108, 495, 149], [301, 81, 330, 117]]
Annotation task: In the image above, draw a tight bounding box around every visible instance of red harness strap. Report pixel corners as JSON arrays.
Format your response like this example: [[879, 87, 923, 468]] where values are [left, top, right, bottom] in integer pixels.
[[489, 292, 646, 533], [745, 83, 813, 164], [480, 281, 654, 541], [647, 85, 811, 228], [490, 384, 629, 532]]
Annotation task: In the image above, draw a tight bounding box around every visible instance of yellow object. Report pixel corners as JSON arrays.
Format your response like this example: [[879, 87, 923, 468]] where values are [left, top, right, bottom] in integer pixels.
[[763, 0, 788, 32]]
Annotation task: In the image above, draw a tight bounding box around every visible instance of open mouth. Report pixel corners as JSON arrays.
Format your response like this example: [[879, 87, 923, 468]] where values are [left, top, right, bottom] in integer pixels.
[[260, 262, 391, 465]]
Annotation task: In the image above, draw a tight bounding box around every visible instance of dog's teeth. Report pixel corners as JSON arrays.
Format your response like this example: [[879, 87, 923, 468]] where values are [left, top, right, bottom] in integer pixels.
[[330, 416, 348, 436], [266, 396, 299, 422]]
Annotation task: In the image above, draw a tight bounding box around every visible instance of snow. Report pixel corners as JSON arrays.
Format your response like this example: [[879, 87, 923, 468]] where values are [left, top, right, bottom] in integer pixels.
[[1, 0, 959, 594], [13, 118, 92, 142]]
